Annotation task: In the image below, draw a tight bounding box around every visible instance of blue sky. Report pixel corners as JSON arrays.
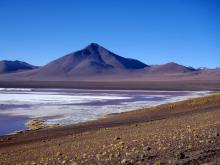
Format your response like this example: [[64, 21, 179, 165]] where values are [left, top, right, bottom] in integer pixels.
[[0, 0, 219, 68]]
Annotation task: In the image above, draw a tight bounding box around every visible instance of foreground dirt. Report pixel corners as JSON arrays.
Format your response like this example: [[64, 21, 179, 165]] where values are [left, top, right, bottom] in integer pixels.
[[0, 94, 220, 164]]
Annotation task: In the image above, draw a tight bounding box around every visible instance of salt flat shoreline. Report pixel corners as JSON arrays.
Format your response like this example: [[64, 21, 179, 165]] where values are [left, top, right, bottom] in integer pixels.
[[0, 93, 219, 139], [0, 80, 220, 91], [0, 88, 209, 136], [0, 94, 220, 164]]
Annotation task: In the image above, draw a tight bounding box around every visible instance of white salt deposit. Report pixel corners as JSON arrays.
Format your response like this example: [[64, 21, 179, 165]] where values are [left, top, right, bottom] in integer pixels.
[[0, 88, 210, 126]]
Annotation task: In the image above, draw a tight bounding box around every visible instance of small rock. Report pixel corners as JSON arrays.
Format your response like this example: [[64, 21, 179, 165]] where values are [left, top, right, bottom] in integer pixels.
[[83, 153, 87, 158], [125, 152, 131, 156], [143, 146, 151, 151], [199, 140, 204, 143], [140, 154, 146, 159], [96, 154, 101, 160], [115, 153, 120, 158], [121, 158, 128, 164], [56, 152, 63, 157], [24, 161, 31, 165], [187, 145, 192, 149], [7, 137, 12, 141], [102, 151, 107, 156], [71, 162, 78, 165], [155, 160, 162, 165], [206, 139, 212, 143], [30, 161, 37, 165], [108, 153, 113, 160], [176, 152, 185, 160], [114, 136, 121, 140], [118, 141, 124, 145], [129, 159, 135, 164]]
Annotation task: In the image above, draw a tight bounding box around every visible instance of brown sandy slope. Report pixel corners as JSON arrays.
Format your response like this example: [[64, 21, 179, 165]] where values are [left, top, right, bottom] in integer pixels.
[[0, 94, 220, 164]]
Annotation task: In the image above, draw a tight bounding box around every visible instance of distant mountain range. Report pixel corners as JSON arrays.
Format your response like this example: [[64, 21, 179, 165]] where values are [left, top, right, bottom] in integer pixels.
[[31, 43, 148, 78], [0, 43, 219, 81], [0, 60, 38, 74]]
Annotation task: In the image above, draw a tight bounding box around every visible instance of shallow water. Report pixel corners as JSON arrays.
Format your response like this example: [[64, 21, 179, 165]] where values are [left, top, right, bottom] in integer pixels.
[[0, 115, 28, 135], [0, 88, 209, 135]]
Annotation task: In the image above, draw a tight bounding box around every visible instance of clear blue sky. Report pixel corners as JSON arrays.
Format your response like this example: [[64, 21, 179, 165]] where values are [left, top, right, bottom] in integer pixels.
[[0, 0, 219, 68]]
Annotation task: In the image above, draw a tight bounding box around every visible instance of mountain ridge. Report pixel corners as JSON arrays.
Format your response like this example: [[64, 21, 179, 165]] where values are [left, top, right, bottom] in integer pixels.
[[0, 60, 38, 74], [0, 43, 219, 82], [28, 43, 148, 78]]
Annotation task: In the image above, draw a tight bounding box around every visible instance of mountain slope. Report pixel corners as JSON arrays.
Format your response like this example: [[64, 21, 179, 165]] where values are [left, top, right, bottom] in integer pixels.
[[146, 62, 197, 73], [0, 60, 38, 74], [30, 43, 148, 78], [0, 43, 219, 82]]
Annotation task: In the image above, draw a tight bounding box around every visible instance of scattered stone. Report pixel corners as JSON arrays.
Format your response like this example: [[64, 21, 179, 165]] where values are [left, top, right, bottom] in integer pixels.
[[187, 145, 192, 149], [6, 137, 12, 141], [114, 136, 121, 140], [71, 162, 78, 165], [24, 161, 31, 165], [199, 140, 204, 143], [83, 153, 87, 158], [155, 160, 162, 165], [115, 152, 120, 158], [56, 152, 63, 157], [176, 152, 185, 160], [108, 153, 113, 160], [140, 154, 146, 159], [121, 158, 128, 164], [102, 151, 107, 156], [24, 161, 36, 165], [118, 141, 124, 145], [96, 154, 101, 160], [206, 139, 212, 143], [125, 152, 131, 157], [129, 159, 135, 164], [143, 146, 151, 151]]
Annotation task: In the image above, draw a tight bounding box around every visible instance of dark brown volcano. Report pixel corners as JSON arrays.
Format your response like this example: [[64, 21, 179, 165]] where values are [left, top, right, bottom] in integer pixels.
[[32, 43, 148, 78]]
